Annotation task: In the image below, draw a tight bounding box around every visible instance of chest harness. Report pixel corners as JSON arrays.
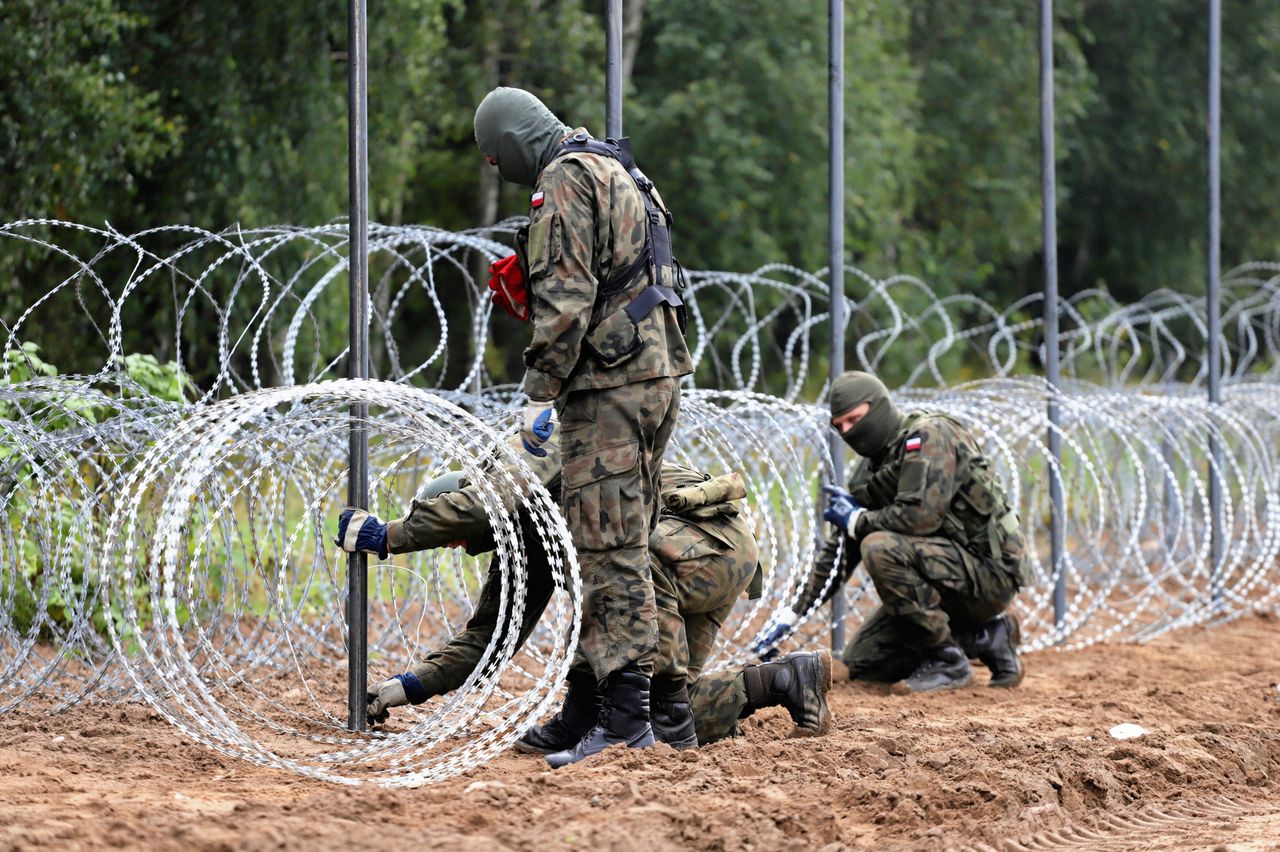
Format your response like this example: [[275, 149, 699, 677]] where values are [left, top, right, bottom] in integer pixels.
[[548, 133, 687, 331]]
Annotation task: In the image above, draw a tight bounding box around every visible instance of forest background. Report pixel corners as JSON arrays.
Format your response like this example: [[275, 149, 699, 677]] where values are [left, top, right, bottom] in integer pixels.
[[2, 0, 1278, 391]]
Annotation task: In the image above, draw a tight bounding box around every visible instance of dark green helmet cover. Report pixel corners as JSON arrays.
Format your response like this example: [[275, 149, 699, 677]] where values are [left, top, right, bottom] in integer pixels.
[[474, 87, 572, 188], [829, 370, 902, 458]]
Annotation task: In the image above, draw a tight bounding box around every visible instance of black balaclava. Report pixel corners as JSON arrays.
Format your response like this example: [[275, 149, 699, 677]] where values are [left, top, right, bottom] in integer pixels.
[[829, 371, 902, 458], [473, 87, 573, 188]]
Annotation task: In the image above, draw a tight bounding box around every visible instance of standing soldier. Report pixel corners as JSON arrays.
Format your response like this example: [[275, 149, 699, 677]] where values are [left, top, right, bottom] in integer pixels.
[[472, 87, 693, 764], [756, 370, 1034, 691], [338, 432, 832, 762]]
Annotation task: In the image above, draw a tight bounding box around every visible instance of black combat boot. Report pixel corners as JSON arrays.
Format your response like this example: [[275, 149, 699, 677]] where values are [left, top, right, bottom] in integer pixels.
[[650, 677, 698, 750], [545, 668, 655, 768], [515, 667, 602, 754], [739, 649, 833, 737], [902, 640, 973, 692], [969, 612, 1024, 688]]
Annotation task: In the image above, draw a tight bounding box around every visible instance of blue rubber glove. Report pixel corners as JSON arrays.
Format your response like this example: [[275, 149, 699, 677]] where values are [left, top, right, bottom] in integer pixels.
[[335, 507, 389, 559], [520, 402, 556, 457], [822, 484, 863, 537], [751, 609, 799, 660]]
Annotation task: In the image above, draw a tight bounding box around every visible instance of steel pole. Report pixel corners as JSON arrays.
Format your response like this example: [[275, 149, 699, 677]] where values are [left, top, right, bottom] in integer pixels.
[[346, 0, 370, 733], [1039, 0, 1066, 634], [1207, 0, 1224, 606], [605, 0, 623, 138], [827, 0, 847, 654]]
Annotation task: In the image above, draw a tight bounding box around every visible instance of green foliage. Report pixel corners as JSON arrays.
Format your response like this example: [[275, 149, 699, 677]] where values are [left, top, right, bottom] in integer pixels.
[[0, 343, 101, 427], [1, 344, 194, 642], [902, 0, 1092, 295], [1057, 0, 1280, 302], [631, 0, 919, 274], [2, 0, 1280, 389], [3, 342, 57, 383], [117, 353, 195, 403], [0, 0, 180, 222]]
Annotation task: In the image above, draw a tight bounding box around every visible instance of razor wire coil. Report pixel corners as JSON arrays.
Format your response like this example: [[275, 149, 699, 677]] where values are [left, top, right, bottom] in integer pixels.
[[2, 220, 1279, 784]]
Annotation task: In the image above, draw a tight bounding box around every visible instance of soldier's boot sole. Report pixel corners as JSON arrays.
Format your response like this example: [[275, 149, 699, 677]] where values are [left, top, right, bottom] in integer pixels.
[[786, 649, 834, 738], [986, 613, 1025, 689]]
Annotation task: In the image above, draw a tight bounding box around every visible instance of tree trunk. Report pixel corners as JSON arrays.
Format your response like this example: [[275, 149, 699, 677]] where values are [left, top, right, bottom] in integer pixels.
[[469, 3, 506, 391], [622, 0, 646, 88]]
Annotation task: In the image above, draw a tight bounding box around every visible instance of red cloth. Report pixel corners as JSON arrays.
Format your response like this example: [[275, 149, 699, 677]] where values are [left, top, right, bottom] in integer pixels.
[[487, 253, 529, 322]]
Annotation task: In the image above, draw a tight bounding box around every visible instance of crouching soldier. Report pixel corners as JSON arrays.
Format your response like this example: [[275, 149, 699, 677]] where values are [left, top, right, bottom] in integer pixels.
[[757, 370, 1033, 692], [336, 430, 832, 766]]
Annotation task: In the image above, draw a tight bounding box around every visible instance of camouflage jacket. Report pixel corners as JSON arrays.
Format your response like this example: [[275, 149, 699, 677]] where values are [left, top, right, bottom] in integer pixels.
[[796, 411, 1033, 612], [385, 431, 562, 554], [388, 431, 753, 566], [521, 129, 693, 402]]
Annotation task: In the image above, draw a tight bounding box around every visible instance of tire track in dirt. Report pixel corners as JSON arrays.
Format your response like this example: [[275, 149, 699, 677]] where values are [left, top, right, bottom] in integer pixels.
[[972, 793, 1278, 851]]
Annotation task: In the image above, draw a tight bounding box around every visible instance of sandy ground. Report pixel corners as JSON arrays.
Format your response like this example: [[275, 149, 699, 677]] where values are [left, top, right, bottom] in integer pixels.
[[2, 614, 1279, 851]]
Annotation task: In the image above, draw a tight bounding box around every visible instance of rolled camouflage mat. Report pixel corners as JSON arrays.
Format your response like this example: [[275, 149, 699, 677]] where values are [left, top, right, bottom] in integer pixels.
[[663, 471, 747, 512]]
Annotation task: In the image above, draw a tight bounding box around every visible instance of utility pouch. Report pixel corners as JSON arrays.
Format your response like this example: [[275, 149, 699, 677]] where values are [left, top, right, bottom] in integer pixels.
[[664, 472, 747, 513], [583, 306, 642, 368], [514, 225, 532, 283], [678, 502, 739, 521]]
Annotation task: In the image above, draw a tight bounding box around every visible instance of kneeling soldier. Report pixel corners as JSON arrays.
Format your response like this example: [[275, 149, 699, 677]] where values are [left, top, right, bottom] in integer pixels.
[[758, 370, 1033, 692], [336, 431, 832, 765]]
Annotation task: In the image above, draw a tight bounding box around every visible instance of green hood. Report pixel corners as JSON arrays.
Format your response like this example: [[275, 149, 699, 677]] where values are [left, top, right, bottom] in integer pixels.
[[829, 371, 902, 459], [474, 87, 572, 188]]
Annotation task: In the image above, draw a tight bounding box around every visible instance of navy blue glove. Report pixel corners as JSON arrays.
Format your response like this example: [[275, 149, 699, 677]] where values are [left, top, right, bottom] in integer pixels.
[[520, 402, 556, 457], [335, 508, 389, 559], [822, 484, 863, 537], [751, 609, 799, 660], [366, 672, 429, 725]]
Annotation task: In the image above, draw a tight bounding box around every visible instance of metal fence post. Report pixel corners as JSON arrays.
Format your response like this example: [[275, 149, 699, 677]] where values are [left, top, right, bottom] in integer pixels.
[[1207, 0, 1224, 607], [346, 0, 370, 733], [605, 0, 623, 138], [1039, 0, 1067, 634], [827, 0, 847, 654]]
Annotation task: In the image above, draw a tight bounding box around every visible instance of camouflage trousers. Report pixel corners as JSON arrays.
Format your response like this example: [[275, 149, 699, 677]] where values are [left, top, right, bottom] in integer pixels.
[[650, 514, 759, 687], [559, 378, 680, 680], [843, 530, 1019, 682], [648, 511, 759, 740], [408, 513, 555, 698]]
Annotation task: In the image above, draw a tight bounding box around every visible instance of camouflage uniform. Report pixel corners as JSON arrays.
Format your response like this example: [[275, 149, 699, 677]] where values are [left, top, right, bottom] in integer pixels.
[[648, 468, 761, 743], [386, 438, 756, 733], [797, 411, 1034, 681], [522, 130, 693, 681]]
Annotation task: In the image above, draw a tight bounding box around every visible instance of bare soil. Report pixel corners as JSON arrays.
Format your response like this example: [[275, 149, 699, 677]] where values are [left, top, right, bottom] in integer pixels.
[[2, 614, 1279, 851]]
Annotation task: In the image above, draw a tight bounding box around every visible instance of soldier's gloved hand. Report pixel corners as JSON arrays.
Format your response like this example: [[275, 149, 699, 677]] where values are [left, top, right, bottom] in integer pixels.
[[822, 485, 864, 537], [335, 508, 389, 560], [752, 608, 799, 660], [366, 672, 429, 726], [520, 401, 556, 457]]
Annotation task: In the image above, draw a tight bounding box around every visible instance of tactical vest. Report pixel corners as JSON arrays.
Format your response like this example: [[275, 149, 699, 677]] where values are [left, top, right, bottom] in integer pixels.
[[849, 411, 1022, 565], [548, 133, 688, 333]]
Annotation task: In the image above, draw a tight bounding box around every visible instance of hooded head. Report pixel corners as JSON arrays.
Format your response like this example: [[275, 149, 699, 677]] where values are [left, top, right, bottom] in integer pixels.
[[829, 371, 902, 458], [474, 87, 573, 187]]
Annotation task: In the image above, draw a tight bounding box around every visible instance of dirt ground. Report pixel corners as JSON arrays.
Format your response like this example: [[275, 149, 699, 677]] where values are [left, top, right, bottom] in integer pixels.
[[2, 615, 1279, 852]]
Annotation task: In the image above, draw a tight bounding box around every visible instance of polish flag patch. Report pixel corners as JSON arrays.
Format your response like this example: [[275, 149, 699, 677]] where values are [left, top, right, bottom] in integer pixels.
[[530, 191, 545, 208], [904, 435, 923, 452]]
